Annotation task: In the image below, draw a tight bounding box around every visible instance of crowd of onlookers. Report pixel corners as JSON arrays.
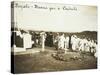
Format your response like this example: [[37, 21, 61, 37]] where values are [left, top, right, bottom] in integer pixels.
[[53, 33, 97, 57], [11, 30, 97, 57]]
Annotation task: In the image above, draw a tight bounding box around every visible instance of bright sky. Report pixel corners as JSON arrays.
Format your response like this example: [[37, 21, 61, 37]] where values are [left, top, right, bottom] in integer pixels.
[[13, 2, 97, 32]]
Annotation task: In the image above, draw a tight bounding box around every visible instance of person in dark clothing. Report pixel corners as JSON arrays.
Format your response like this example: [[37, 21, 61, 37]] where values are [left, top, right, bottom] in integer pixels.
[[49, 32, 53, 47], [45, 32, 53, 47], [69, 35, 72, 49]]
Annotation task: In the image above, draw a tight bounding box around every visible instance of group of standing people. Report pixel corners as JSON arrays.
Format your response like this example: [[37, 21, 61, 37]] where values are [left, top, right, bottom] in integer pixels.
[[12, 30, 97, 57], [71, 35, 97, 53], [54, 33, 70, 50], [54, 33, 97, 57]]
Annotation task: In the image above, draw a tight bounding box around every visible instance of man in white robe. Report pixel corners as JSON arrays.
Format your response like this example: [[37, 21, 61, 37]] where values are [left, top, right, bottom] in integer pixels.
[[79, 39, 85, 52], [64, 36, 69, 50], [71, 35, 78, 51], [58, 34, 65, 50]]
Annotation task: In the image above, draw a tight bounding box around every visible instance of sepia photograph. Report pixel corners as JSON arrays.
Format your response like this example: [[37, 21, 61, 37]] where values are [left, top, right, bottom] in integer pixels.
[[11, 1, 97, 74]]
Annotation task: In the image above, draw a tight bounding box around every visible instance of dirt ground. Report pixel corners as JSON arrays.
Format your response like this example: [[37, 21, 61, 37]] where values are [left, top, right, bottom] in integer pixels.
[[12, 47, 97, 74]]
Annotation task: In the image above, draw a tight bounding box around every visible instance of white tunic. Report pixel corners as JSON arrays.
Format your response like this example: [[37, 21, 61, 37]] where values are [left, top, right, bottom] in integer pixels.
[[79, 39, 85, 51], [71, 36, 78, 51], [58, 35, 65, 49], [64, 37, 69, 49]]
